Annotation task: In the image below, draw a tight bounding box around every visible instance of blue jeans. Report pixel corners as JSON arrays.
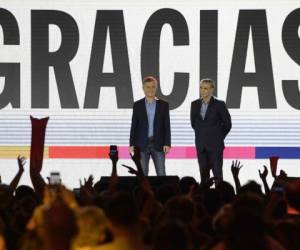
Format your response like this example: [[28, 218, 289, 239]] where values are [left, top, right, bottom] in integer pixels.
[[140, 142, 166, 176]]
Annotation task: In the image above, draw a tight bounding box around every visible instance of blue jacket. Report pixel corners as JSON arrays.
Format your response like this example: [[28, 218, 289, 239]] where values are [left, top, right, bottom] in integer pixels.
[[130, 98, 171, 151]]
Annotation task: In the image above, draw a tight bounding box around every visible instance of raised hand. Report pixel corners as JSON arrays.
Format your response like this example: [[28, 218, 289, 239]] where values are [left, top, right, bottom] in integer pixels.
[[129, 147, 146, 179], [122, 164, 138, 176], [17, 155, 26, 173], [259, 165, 268, 180], [9, 155, 26, 191], [231, 160, 243, 178], [83, 175, 94, 191], [259, 165, 270, 195], [109, 148, 119, 164], [231, 160, 242, 192], [130, 146, 142, 168], [79, 175, 95, 205]]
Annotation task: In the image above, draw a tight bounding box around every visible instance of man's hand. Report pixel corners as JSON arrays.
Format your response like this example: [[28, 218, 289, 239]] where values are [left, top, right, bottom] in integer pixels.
[[163, 146, 171, 154], [129, 146, 134, 154]]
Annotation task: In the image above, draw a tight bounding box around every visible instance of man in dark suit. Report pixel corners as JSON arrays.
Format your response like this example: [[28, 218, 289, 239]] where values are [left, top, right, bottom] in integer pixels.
[[190, 79, 231, 184], [129, 76, 171, 176]]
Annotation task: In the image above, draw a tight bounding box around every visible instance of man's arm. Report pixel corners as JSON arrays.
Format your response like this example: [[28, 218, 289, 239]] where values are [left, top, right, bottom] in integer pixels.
[[219, 101, 231, 137], [164, 102, 171, 147], [129, 102, 137, 147], [190, 101, 196, 130]]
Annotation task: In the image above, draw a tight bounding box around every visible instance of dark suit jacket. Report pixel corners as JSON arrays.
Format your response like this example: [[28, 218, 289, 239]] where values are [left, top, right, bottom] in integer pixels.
[[190, 97, 231, 152], [130, 98, 171, 151]]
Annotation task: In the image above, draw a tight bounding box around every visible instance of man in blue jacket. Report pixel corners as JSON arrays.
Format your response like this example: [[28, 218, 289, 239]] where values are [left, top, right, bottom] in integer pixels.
[[190, 79, 231, 184], [129, 76, 171, 176]]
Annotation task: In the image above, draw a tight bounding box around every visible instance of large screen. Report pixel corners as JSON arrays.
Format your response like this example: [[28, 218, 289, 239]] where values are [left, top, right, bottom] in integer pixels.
[[0, 0, 299, 187]]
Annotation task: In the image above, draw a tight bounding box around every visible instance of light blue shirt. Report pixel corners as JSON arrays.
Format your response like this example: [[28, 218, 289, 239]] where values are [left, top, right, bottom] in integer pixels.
[[200, 99, 208, 119], [145, 98, 156, 137]]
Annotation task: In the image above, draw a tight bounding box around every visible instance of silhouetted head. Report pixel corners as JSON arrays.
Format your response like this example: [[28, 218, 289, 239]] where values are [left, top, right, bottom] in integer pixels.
[[179, 176, 197, 194], [164, 195, 196, 224], [15, 185, 36, 202], [74, 206, 109, 247], [285, 179, 300, 211], [216, 181, 235, 204], [239, 180, 263, 196], [203, 188, 222, 215], [43, 198, 77, 242], [274, 220, 300, 250], [153, 220, 191, 250], [0, 184, 13, 211], [105, 191, 139, 227], [155, 184, 180, 205], [225, 193, 267, 250]]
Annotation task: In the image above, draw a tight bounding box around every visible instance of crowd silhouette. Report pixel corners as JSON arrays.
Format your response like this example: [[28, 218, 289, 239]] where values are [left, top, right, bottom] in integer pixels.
[[0, 117, 299, 250]]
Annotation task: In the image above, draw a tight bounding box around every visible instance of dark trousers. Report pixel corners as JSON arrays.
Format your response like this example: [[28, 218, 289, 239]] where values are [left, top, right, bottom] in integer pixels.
[[196, 147, 224, 184]]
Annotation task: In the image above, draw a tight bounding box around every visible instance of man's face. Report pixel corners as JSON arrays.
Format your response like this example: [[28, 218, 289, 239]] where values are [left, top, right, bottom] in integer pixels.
[[143, 80, 157, 98], [200, 82, 214, 99]]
